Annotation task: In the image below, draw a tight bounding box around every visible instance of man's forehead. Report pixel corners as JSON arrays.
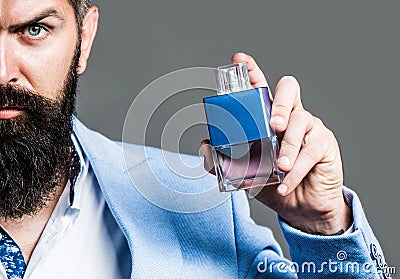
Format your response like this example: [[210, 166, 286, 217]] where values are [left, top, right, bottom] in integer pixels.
[[0, 0, 74, 27]]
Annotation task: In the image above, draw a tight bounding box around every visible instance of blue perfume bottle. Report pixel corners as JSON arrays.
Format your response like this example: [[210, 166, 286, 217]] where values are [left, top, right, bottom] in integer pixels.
[[203, 63, 284, 192]]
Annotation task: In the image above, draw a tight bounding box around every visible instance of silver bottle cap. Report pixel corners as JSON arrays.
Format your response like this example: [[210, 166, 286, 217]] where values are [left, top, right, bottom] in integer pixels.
[[215, 62, 252, 95]]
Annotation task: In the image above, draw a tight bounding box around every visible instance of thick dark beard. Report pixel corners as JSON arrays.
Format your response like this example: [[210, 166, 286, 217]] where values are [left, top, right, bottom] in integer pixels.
[[0, 50, 79, 220]]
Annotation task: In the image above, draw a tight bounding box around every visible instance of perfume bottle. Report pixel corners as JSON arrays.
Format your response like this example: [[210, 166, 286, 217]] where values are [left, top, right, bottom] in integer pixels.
[[203, 63, 284, 192]]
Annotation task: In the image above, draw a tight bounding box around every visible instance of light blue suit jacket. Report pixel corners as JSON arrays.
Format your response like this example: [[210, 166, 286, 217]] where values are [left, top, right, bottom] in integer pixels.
[[72, 118, 389, 278]]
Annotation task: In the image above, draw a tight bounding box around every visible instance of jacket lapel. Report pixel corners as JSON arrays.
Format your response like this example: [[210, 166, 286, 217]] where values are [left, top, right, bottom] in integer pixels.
[[72, 118, 185, 278]]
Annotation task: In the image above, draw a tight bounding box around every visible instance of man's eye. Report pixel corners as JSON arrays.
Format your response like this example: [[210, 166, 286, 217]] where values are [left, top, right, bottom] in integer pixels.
[[23, 25, 48, 39]]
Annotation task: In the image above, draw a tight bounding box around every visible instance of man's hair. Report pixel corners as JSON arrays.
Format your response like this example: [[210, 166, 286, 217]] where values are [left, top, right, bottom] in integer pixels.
[[68, 0, 92, 32]]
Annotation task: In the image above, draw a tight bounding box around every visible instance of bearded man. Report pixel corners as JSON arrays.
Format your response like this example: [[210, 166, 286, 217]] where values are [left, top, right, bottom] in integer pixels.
[[0, 0, 389, 278]]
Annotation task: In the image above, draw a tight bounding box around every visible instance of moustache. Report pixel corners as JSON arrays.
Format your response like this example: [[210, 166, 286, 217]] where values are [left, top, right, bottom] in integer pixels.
[[0, 84, 70, 140], [0, 84, 63, 120]]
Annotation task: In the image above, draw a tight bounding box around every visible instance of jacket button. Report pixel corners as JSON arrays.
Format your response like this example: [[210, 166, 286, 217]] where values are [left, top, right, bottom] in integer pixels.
[[377, 254, 384, 269], [370, 243, 378, 260]]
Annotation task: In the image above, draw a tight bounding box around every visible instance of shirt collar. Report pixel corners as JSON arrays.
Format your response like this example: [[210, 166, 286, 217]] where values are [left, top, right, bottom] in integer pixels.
[[69, 132, 89, 210]]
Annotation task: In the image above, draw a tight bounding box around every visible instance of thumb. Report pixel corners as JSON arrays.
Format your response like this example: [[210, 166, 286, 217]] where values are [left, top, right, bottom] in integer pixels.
[[200, 139, 215, 175]]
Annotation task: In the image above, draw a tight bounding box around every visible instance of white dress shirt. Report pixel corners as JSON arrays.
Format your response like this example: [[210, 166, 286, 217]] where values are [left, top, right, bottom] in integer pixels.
[[0, 134, 131, 279]]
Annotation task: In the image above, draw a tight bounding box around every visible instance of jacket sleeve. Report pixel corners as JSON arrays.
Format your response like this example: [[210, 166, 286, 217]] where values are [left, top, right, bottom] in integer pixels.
[[233, 187, 390, 278]]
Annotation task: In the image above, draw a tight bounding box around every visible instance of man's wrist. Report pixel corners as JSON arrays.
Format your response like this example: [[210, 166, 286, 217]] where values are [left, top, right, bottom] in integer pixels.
[[316, 200, 353, 235], [281, 199, 353, 235]]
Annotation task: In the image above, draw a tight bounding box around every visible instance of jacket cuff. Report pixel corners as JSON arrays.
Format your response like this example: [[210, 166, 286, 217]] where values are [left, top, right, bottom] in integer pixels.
[[278, 187, 390, 278]]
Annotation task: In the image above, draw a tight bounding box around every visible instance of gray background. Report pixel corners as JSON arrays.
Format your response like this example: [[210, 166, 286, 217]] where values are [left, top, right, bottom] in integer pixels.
[[77, 0, 399, 266]]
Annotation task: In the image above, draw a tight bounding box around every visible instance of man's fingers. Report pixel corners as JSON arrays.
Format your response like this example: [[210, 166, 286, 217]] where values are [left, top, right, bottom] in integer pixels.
[[200, 139, 215, 175], [231, 52, 269, 88], [271, 76, 304, 132], [277, 110, 314, 172], [277, 136, 324, 196]]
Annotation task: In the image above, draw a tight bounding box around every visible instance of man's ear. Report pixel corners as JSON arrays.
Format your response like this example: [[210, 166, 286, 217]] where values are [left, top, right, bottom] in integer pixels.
[[76, 6, 99, 75]]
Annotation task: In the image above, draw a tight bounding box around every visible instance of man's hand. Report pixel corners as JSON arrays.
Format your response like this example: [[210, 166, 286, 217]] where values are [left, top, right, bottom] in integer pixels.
[[201, 53, 352, 235]]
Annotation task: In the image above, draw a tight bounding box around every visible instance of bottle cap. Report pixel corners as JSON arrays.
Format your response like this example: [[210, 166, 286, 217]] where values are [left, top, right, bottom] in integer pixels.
[[215, 62, 252, 95]]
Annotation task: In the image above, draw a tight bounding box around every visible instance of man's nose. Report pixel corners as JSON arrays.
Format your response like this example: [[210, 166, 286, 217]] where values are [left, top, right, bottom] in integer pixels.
[[0, 36, 20, 85]]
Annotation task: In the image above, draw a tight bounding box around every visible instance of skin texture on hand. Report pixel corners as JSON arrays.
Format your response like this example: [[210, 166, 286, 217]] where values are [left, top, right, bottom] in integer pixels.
[[202, 53, 352, 235]]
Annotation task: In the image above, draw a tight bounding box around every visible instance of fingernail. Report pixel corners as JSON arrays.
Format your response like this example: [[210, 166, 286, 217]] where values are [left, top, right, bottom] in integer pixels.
[[278, 156, 290, 167], [277, 184, 288, 195], [271, 116, 284, 126]]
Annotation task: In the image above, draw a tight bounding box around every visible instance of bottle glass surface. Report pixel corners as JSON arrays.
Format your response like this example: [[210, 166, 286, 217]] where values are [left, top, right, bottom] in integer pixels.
[[203, 63, 284, 192], [212, 137, 284, 191]]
